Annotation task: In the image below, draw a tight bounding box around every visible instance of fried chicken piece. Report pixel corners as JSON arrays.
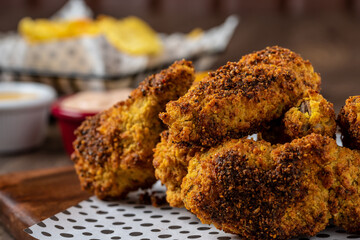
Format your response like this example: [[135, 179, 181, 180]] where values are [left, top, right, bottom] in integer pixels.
[[182, 133, 360, 239], [338, 96, 360, 149], [72, 60, 195, 199], [155, 46, 321, 207], [160, 46, 321, 147], [259, 90, 336, 144], [153, 131, 203, 207]]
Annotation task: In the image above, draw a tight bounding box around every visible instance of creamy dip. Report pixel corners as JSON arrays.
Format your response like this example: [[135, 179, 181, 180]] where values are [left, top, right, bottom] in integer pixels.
[[0, 92, 38, 101], [60, 89, 133, 113]]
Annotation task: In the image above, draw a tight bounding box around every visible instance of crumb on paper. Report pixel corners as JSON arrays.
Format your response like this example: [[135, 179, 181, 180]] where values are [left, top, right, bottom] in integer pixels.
[[138, 191, 167, 207]]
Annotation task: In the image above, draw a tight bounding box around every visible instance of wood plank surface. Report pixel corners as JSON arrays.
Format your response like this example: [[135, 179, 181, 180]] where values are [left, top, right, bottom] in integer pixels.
[[0, 166, 91, 240]]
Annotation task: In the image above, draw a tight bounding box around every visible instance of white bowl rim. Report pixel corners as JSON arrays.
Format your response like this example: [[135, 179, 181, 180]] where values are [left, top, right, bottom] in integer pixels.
[[0, 82, 57, 110]]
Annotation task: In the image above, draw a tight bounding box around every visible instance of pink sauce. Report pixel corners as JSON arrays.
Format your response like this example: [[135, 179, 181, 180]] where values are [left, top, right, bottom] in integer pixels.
[[60, 88, 133, 113]]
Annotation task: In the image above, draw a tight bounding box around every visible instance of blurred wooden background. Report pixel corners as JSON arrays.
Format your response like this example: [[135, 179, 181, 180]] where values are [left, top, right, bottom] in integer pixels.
[[1, 0, 360, 112]]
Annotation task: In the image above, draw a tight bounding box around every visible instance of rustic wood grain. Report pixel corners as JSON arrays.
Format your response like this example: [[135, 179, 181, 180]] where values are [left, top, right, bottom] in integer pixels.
[[0, 166, 91, 240]]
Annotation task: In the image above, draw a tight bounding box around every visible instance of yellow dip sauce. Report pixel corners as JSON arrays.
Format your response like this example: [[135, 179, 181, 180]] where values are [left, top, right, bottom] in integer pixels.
[[0, 92, 38, 101]]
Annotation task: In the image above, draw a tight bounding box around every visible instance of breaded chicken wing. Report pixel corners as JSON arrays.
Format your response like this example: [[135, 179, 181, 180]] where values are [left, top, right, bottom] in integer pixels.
[[259, 90, 336, 143], [338, 96, 360, 149], [160, 46, 321, 147], [181, 134, 360, 239], [72, 60, 195, 199]]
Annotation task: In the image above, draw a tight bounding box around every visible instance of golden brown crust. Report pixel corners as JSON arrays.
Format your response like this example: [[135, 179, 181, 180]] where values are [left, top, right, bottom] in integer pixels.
[[182, 134, 332, 239], [338, 95, 360, 149], [260, 90, 336, 144], [181, 133, 360, 239], [329, 145, 360, 232], [283, 90, 336, 139], [72, 60, 195, 199], [153, 131, 203, 207], [161, 46, 321, 147]]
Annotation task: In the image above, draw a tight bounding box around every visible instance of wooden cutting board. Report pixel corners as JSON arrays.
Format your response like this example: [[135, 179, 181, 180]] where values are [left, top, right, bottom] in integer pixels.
[[0, 166, 91, 240]]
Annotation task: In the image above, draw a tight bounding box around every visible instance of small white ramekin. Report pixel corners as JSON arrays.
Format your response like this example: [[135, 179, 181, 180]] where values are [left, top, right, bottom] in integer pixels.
[[0, 82, 56, 153]]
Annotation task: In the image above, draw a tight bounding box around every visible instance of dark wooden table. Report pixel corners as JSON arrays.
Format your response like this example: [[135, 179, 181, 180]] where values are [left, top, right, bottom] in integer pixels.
[[1, 1, 360, 239], [0, 123, 72, 240]]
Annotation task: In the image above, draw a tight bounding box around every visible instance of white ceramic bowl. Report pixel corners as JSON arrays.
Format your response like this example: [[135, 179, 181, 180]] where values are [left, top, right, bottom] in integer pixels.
[[0, 82, 56, 153]]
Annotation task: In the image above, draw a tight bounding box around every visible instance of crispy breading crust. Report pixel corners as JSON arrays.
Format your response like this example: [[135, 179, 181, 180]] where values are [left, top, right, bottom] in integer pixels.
[[260, 90, 336, 144], [153, 75, 211, 207], [72, 60, 195, 199], [160, 46, 321, 147], [283, 90, 336, 138], [153, 131, 203, 207], [338, 96, 360, 149], [181, 133, 360, 239], [330, 144, 360, 232]]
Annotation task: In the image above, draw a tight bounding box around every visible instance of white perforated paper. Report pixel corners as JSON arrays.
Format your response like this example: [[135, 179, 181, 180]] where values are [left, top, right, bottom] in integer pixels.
[[24, 181, 357, 240]]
